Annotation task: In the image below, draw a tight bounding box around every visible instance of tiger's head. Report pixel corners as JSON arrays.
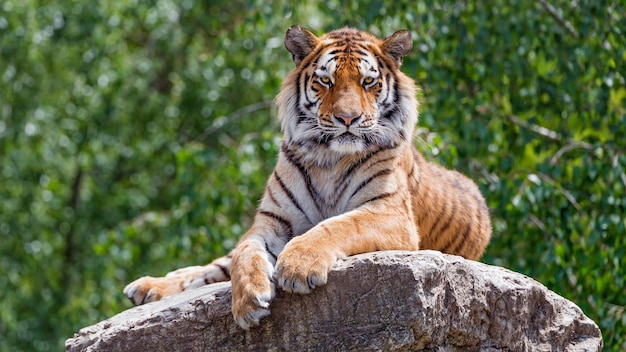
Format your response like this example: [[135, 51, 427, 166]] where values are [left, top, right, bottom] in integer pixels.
[[277, 26, 419, 160]]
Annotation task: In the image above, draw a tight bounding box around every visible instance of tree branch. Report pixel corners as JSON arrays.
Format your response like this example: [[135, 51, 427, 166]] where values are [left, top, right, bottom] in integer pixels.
[[503, 113, 562, 142], [535, 0, 579, 38], [194, 100, 274, 143], [537, 173, 582, 212], [528, 213, 548, 233], [60, 165, 83, 296], [550, 142, 593, 165]]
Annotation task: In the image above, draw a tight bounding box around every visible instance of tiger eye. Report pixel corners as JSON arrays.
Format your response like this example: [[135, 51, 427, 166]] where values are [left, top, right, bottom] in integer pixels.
[[319, 76, 331, 85], [363, 77, 375, 86]]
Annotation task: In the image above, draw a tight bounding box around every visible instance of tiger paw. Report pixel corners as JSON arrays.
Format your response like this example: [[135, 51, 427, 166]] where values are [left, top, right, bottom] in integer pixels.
[[123, 276, 183, 305], [231, 280, 275, 330], [231, 245, 276, 330], [275, 236, 337, 294]]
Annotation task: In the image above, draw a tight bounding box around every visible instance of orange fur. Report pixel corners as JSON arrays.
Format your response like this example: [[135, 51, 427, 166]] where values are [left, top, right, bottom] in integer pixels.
[[124, 26, 491, 331]]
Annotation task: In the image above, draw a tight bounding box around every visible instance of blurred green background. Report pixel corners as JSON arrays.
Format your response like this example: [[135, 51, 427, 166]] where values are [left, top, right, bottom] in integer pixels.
[[1, 0, 624, 350]]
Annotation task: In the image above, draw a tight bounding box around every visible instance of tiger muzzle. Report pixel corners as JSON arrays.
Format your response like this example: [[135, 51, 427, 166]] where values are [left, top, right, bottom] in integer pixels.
[[333, 113, 362, 127]]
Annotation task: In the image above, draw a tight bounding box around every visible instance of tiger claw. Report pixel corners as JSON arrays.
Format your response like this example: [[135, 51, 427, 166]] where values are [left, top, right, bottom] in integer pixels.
[[277, 274, 313, 294], [123, 279, 162, 305], [123, 276, 181, 306], [232, 286, 275, 330], [234, 299, 272, 329], [275, 237, 333, 295]]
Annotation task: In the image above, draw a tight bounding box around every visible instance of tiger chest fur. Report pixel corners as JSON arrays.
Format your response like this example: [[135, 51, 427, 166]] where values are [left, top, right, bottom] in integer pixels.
[[123, 25, 492, 331]]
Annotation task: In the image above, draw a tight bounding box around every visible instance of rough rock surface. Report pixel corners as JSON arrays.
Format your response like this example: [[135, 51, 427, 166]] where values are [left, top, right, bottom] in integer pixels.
[[66, 251, 602, 351]]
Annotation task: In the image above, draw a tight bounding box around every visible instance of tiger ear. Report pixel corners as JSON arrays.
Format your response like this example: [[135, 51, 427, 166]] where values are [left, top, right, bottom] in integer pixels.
[[284, 25, 318, 66], [382, 30, 413, 65]]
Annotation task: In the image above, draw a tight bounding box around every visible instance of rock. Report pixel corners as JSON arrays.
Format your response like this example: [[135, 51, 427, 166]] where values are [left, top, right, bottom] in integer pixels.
[[66, 251, 602, 351]]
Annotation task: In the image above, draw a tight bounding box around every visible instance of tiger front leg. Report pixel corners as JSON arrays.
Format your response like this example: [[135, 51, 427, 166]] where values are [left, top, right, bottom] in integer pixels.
[[123, 255, 232, 305], [230, 236, 278, 330], [275, 207, 419, 295]]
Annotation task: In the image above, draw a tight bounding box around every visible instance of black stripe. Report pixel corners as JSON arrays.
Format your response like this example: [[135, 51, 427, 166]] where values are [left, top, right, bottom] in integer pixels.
[[266, 186, 280, 208], [297, 108, 309, 123], [382, 71, 399, 108], [297, 105, 309, 122], [382, 107, 399, 120], [349, 42, 368, 51], [398, 128, 407, 141], [382, 73, 392, 105], [336, 147, 393, 195], [303, 73, 317, 108], [436, 187, 473, 250], [259, 210, 294, 240], [471, 216, 482, 257], [350, 169, 393, 198], [392, 75, 399, 104], [297, 71, 320, 122], [377, 57, 386, 70], [369, 156, 395, 169], [377, 48, 400, 69], [214, 263, 230, 279], [274, 171, 313, 225], [298, 44, 328, 69], [340, 148, 381, 179], [304, 101, 317, 110], [264, 241, 278, 262], [281, 144, 324, 213], [431, 199, 456, 239], [358, 191, 397, 207], [443, 223, 472, 255], [407, 162, 416, 179], [295, 71, 307, 123]]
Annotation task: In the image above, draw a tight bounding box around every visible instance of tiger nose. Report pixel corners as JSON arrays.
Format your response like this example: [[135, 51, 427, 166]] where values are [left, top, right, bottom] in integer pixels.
[[334, 113, 361, 126]]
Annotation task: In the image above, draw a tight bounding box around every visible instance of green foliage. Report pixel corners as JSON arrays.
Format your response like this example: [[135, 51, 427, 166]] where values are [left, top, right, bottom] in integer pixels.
[[1, 1, 624, 350]]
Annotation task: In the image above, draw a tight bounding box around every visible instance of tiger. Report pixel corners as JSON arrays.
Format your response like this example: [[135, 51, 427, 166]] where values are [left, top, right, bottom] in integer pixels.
[[123, 25, 492, 330]]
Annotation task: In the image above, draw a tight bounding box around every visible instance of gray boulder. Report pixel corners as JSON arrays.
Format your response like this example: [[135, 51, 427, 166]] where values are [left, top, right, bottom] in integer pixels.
[[66, 251, 602, 351]]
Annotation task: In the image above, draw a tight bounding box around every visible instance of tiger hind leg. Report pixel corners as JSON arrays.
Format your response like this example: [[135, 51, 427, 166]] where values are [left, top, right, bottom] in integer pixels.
[[123, 255, 232, 305]]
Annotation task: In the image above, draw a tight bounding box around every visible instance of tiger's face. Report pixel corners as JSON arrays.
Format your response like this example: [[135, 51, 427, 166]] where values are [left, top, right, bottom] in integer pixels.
[[313, 49, 384, 154], [278, 26, 418, 159]]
